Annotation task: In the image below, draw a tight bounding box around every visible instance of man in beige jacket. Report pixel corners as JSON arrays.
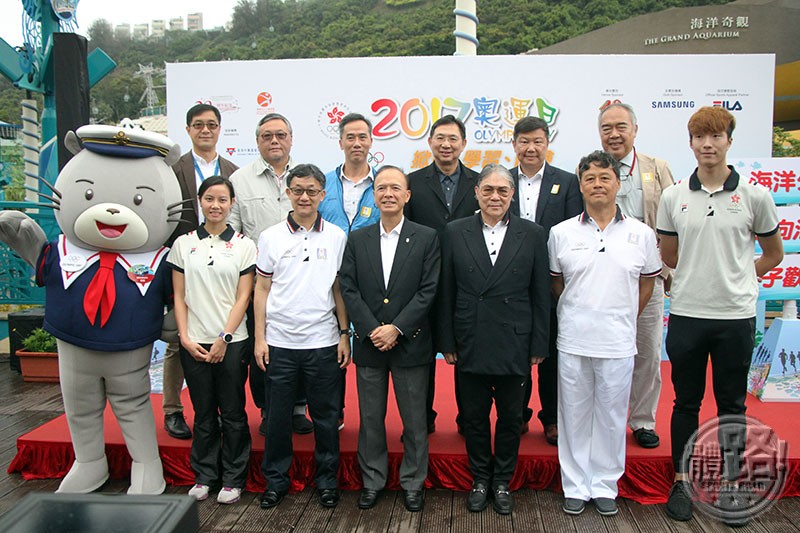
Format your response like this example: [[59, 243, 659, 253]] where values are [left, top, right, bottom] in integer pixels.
[[598, 102, 673, 449]]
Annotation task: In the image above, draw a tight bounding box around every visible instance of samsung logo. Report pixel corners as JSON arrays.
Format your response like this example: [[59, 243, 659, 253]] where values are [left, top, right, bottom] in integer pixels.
[[651, 101, 696, 109]]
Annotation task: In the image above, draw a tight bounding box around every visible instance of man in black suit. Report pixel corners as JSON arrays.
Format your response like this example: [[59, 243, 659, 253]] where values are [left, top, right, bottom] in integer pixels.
[[405, 115, 480, 433], [509, 116, 582, 446], [339, 166, 441, 513], [163, 103, 239, 440], [438, 164, 550, 515]]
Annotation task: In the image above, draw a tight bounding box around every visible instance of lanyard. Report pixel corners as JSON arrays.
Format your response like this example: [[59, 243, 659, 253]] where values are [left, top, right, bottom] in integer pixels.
[[622, 150, 637, 179], [193, 157, 220, 182]]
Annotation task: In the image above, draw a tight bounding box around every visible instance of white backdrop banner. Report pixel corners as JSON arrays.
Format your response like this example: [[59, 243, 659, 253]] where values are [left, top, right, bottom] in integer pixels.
[[166, 54, 774, 182]]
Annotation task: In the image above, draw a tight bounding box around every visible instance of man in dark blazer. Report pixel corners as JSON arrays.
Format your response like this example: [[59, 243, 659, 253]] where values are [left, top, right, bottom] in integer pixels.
[[438, 164, 550, 515], [162, 103, 239, 440], [509, 116, 582, 446], [339, 166, 441, 513], [404, 114, 480, 433]]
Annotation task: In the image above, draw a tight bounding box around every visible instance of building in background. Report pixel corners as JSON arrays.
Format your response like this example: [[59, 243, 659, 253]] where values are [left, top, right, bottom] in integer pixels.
[[133, 23, 149, 40], [187, 13, 203, 32], [151, 20, 166, 38], [169, 17, 184, 31]]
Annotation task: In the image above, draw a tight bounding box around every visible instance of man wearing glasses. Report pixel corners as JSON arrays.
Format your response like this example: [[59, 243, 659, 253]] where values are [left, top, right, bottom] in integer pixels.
[[229, 114, 314, 436], [255, 164, 350, 509], [597, 102, 674, 450], [404, 114, 480, 435], [163, 103, 239, 440], [437, 164, 550, 515]]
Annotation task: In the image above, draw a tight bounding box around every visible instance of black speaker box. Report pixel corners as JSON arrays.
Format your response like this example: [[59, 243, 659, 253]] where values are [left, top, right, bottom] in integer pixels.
[[0, 492, 198, 532], [8, 307, 45, 372]]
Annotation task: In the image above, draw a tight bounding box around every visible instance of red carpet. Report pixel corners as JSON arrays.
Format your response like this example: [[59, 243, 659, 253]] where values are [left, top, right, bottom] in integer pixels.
[[8, 361, 800, 504]]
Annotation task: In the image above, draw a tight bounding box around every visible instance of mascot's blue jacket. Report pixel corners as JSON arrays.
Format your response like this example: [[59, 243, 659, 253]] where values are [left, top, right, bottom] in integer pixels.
[[36, 239, 172, 352]]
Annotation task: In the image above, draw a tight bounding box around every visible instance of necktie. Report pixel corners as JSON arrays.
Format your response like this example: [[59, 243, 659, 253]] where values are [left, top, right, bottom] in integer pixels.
[[83, 251, 118, 327]]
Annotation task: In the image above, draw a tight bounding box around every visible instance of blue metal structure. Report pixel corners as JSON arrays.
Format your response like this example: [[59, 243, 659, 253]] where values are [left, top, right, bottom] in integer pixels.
[[0, 1, 115, 303]]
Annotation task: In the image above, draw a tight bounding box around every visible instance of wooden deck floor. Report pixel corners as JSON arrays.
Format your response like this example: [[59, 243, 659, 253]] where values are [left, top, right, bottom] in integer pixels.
[[0, 356, 797, 532]]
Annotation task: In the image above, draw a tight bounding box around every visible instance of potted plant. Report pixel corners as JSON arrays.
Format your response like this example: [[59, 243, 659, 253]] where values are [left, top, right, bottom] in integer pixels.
[[17, 328, 59, 382]]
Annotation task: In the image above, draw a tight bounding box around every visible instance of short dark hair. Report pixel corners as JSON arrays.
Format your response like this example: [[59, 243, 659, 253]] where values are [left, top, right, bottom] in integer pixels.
[[578, 151, 620, 180], [374, 165, 409, 188], [338, 113, 372, 137], [186, 103, 221, 126], [286, 163, 326, 188], [198, 175, 235, 198], [513, 116, 549, 140], [688, 106, 736, 139], [430, 114, 466, 140]]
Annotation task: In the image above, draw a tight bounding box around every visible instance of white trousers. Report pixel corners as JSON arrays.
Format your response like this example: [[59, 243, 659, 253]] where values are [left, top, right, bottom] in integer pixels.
[[558, 351, 634, 500], [629, 276, 663, 431]]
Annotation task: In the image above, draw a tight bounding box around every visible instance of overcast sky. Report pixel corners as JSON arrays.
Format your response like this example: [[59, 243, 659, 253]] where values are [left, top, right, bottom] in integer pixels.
[[1, 0, 239, 47]]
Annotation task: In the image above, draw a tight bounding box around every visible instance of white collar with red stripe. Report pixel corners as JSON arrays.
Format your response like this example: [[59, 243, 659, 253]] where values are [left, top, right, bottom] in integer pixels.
[[56, 235, 169, 295]]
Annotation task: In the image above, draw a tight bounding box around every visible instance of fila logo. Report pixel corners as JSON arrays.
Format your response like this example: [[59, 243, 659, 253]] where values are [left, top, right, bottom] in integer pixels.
[[712, 100, 743, 111]]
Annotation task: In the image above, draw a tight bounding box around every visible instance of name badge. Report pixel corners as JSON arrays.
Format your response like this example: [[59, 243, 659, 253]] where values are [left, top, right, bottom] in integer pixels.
[[317, 248, 328, 260], [642, 172, 653, 182], [627, 233, 640, 245], [550, 184, 560, 195], [360, 206, 372, 218], [60, 254, 87, 272]]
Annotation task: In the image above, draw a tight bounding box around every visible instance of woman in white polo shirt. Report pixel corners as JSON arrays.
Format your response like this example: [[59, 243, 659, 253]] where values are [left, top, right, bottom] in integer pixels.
[[167, 176, 256, 504]]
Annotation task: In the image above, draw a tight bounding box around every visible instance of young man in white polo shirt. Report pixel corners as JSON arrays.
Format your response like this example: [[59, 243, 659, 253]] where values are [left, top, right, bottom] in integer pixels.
[[254, 164, 351, 510], [549, 150, 661, 517], [658, 107, 783, 525]]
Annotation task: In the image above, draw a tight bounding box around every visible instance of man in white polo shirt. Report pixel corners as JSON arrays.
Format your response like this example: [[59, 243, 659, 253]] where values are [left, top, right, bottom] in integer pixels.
[[254, 164, 351, 510], [658, 106, 783, 526], [550, 150, 661, 517]]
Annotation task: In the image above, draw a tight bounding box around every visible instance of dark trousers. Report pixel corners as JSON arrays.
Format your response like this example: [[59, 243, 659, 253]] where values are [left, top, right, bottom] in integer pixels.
[[523, 307, 559, 426], [245, 302, 306, 411], [666, 314, 754, 479], [458, 370, 526, 487], [180, 339, 251, 488], [262, 345, 342, 492]]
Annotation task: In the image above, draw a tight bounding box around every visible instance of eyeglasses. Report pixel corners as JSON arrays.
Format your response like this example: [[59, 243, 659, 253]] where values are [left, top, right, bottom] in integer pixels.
[[190, 121, 219, 130], [260, 131, 289, 142], [288, 187, 322, 197], [478, 186, 512, 198], [432, 134, 462, 144]]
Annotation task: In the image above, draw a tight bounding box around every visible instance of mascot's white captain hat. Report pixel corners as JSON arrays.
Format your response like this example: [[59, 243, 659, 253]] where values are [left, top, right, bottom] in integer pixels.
[[75, 125, 176, 159]]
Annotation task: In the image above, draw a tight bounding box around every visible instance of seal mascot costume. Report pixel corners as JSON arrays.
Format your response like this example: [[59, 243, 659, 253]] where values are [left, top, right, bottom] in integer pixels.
[[0, 125, 186, 494]]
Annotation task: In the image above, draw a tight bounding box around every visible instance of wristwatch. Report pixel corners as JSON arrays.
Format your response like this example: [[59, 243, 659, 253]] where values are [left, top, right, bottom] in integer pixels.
[[219, 331, 233, 344], [339, 328, 352, 337]]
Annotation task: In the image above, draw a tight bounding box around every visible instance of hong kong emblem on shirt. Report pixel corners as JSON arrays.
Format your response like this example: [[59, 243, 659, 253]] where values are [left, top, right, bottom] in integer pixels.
[[727, 193, 743, 214]]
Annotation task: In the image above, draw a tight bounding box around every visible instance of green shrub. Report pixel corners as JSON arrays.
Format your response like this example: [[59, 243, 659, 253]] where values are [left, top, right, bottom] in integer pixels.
[[21, 328, 57, 353]]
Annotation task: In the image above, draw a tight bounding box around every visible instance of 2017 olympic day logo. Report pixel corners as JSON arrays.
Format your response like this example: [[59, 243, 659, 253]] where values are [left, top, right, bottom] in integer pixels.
[[680, 415, 788, 525]]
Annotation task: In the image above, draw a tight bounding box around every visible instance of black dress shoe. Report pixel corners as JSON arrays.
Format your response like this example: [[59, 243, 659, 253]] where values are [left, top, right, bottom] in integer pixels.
[[403, 489, 424, 512], [633, 428, 660, 448], [293, 414, 314, 434], [492, 484, 514, 515], [358, 488, 380, 509], [260, 489, 287, 509], [164, 412, 192, 439], [319, 488, 339, 507], [467, 481, 489, 512]]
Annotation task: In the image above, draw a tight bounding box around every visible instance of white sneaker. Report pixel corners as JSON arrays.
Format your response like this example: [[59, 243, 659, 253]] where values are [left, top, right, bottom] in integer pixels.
[[217, 487, 242, 504], [188, 484, 210, 501]]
